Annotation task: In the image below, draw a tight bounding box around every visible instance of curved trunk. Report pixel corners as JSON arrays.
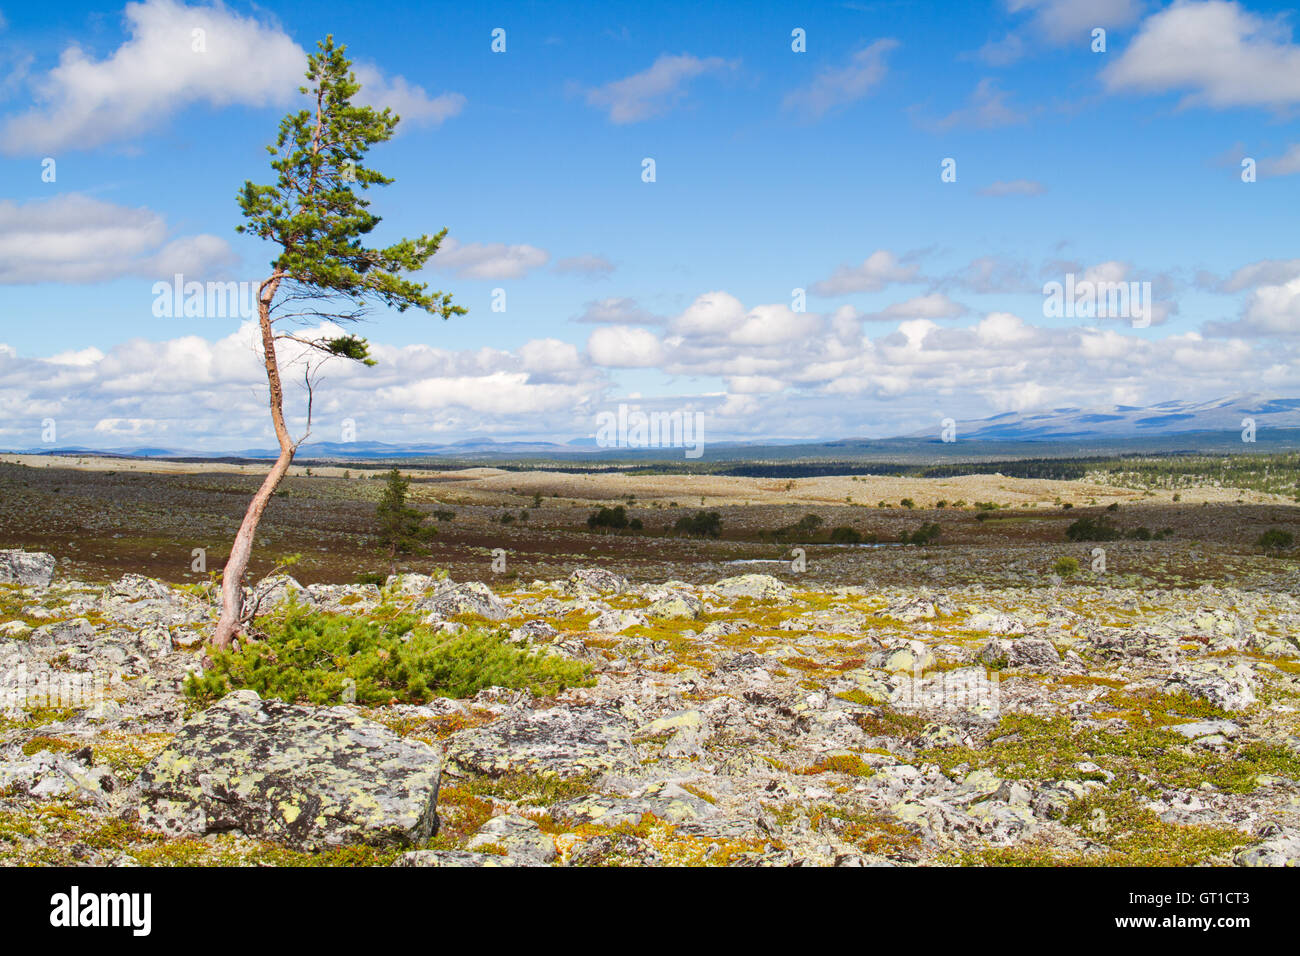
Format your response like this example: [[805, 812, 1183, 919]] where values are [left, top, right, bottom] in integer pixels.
[[211, 275, 288, 650]]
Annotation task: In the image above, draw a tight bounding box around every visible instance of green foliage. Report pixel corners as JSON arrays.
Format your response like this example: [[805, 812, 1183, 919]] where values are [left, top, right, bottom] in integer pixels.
[[673, 510, 723, 538], [185, 607, 592, 706], [375, 468, 435, 569], [1052, 556, 1080, 577], [1256, 528, 1294, 551], [354, 571, 386, 586], [902, 522, 941, 545], [899, 498, 915, 509], [236, 35, 463, 356], [1066, 515, 1122, 541], [587, 505, 630, 530]]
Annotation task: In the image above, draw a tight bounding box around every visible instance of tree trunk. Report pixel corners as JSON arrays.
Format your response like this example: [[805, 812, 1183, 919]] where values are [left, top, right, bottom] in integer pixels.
[[212, 275, 288, 649]]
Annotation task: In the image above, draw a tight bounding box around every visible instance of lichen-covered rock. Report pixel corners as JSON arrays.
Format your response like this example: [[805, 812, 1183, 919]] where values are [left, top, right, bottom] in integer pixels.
[[711, 574, 791, 601], [99, 574, 209, 629], [136, 690, 441, 851], [385, 572, 439, 596], [0, 549, 56, 587], [1164, 660, 1257, 712], [1234, 829, 1300, 867], [588, 609, 648, 634], [393, 849, 518, 867], [564, 567, 628, 597], [443, 704, 639, 778], [0, 750, 115, 803], [466, 814, 556, 865], [550, 782, 716, 828], [646, 592, 702, 620], [247, 574, 315, 615], [415, 581, 509, 621], [978, 636, 1060, 671]]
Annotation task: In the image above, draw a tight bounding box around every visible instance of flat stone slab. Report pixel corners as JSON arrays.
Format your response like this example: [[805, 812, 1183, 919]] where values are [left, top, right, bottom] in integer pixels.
[[444, 704, 639, 779], [137, 690, 441, 851]]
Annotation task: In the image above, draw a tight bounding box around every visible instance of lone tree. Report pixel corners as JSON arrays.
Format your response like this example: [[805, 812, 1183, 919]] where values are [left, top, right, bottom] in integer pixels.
[[376, 468, 436, 573], [213, 37, 462, 648]]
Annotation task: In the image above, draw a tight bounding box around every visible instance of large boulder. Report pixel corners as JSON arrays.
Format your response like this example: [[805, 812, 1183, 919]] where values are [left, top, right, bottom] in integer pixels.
[[0, 550, 55, 587], [1164, 660, 1257, 712], [564, 567, 628, 597], [978, 636, 1061, 671], [137, 691, 441, 850], [444, 704, 639, 779], [646, 591, 703, 621], [415, 581, 509, 621], [711, 574, 791, 601], [99, 574, 208, 628]]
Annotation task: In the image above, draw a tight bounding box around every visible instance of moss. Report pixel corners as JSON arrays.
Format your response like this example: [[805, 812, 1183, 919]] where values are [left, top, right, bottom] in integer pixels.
[[456, 770, 600, 808], [20, 735, 76, 757], [798, 753, 876, 778]]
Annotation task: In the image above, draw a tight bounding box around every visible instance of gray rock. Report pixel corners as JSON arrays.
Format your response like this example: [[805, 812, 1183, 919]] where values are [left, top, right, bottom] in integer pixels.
[[564, 567, 628, 597], [466, 813, 556, 865], [647, 592, 703, 620], [444, 704, 639, 779], [978, 636, 1060, 670], [1164, 660, 1257, 712], [711, 574, 791, 601], [415, 581, 509, 621], [393, 850, 518, 867], [137, 690, 441, 851], [0, 550, 55, 587]]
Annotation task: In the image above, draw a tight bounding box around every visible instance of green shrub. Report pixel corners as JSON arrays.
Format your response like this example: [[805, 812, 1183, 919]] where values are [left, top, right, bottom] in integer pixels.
[[354, 571, 387, 586], [587, 505, 629, 530], [1066, 515, 1121, 541], [673, 511, 722, 538], [185, 607, 592, 707], [1052, 556, 1080, 577], [902, 522, 941, 545], [1256, 529, 1294, 552], [830, 526, 862, 544]]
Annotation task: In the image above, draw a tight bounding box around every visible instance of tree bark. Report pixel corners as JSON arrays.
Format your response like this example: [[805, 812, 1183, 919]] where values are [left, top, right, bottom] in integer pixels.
[[212, 275, 288, 649]]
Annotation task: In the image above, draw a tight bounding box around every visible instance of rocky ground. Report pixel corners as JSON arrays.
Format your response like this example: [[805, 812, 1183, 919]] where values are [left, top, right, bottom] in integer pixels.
[[2, 548, 1299, 867]]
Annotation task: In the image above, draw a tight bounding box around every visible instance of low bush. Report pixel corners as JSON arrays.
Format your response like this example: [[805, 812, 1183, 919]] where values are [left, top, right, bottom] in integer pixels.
[[185, 606, 592, 707]]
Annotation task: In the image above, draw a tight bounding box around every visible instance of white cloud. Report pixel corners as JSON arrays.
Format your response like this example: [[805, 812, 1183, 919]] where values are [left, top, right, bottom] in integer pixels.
[[978, 178, 1046, 196], [0, 193, 236, 284], [572, 297, 663, 325], [353, 64, 465, 127], [782, 39, 897, 119], [1009, 0, 1142, 45], [583, 53, 734, 123], [1106, 1, 1300, 109], [1, 0, 464, 153], [1259, 143, 1300, 176], [586, 325, 665, 367], [431, 237, 550, 280], [810, 250, 919, 296], [868, 293, 969, 320], [923, 78, 1028, 131]]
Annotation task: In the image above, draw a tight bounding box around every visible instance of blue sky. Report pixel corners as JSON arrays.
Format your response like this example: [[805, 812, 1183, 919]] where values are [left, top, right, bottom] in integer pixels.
[[1, 0, 1299, 451]]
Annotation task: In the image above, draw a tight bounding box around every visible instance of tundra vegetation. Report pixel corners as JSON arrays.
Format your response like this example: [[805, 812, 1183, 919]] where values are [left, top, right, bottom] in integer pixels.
[[1, 454, 1298, 867]]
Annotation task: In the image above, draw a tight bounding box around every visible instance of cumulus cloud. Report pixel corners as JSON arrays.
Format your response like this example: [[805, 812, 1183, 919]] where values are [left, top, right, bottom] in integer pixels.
[[974, 0, 1142, 65], [809, 250, 919, 296], [430, 237, 550, 280], [583, 53, 734, 123], [0, 0, 464, 153], [782, 39, 897, 119], [586, 325, 666, 367], [353, 64, 465, 128], [1105, 1, 1300, 109], [0, 193, 236, 284], [1204, 276, 1300, 338]]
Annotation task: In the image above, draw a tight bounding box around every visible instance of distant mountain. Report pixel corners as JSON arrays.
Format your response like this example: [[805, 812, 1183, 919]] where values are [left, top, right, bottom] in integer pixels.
[[6, 394, 1299, 462], [905, 394, 1300, 442]]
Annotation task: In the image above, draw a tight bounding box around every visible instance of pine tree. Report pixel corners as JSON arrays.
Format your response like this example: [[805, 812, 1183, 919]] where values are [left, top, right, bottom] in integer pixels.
[[376, 469, 436, 573], [212, 37, 462, 648]]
